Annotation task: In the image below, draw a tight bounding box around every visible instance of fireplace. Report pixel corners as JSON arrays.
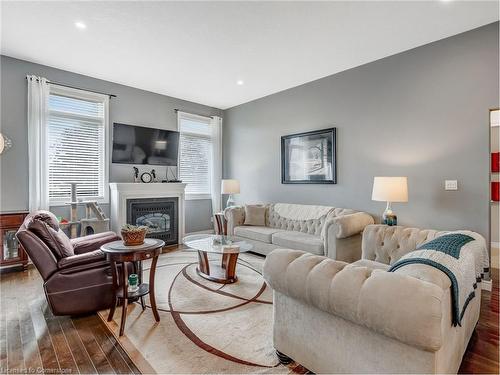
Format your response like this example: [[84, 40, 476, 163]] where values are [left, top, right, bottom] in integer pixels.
[[109, 182, 186, 245], [126, 197, 178, 245]]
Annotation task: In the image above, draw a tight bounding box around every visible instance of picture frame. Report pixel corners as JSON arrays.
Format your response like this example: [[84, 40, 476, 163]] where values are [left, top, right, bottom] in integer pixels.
[[281, 128, 337, 184]]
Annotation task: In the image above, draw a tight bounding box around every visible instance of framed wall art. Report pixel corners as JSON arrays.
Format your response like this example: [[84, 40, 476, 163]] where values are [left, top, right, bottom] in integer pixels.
[[281, 127, 336, 184]]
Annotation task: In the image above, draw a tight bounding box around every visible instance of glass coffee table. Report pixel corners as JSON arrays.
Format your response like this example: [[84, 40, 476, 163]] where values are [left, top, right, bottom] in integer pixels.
[[183, 234, 253, 284]]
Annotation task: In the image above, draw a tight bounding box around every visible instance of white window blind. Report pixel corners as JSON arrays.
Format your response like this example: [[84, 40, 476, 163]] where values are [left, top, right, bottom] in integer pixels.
[[178, 113, 212, 198], [47, 87, 109, 203]]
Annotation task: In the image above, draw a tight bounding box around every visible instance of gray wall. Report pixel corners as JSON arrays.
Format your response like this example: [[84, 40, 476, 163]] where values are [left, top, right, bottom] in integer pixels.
[[224, 23, 499, 241], [0, 55, 222, 233]]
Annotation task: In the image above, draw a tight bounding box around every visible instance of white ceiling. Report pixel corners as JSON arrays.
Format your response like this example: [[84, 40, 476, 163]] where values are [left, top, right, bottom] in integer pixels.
[[1, 1, 498, 109]]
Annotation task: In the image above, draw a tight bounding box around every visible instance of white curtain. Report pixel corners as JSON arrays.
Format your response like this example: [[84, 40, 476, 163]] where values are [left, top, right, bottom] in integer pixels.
[[210, 116, 223, 214], [27, 75, 50, 212]]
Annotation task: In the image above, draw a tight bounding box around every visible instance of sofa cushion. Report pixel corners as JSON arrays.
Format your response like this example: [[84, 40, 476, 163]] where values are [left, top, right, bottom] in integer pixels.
[[234, 226, 284, 243], [272, 231, 324, 255], [267, 204, 331, 236], [362, 225, 442, 265], [244, 205, 267, 226], [267, 203, 357, 237], [26, 211, 74, 259]]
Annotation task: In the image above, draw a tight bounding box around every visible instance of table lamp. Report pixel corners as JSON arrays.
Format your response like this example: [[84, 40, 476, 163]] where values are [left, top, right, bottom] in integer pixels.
[[221, 179, 240, 207], [372, 177, 408, 226]]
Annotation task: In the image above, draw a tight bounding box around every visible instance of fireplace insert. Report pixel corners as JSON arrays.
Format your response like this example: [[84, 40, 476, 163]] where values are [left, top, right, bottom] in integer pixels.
[[126, 197, 178, 245]]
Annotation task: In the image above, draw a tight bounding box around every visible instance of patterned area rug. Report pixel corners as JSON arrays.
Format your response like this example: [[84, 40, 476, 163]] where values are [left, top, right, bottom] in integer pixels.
[[98, 249, 306, 374]]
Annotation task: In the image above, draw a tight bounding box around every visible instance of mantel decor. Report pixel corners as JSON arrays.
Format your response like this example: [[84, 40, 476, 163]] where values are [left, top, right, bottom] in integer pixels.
[[281, 128, 336, 184]]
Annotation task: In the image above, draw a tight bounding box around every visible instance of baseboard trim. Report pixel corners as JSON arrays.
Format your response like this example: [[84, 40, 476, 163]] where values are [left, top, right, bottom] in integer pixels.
[[481, 279, 492, 292]]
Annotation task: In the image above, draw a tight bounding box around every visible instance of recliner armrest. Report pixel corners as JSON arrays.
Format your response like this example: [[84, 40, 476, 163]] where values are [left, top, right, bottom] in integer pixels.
[[71, 231, 121, 254], [57, 250, 107, 271]]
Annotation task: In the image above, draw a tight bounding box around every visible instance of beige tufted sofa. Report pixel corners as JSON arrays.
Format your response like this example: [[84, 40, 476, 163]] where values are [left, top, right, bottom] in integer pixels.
[[224, 203, 374, 262], [263, 224, 488, 374]]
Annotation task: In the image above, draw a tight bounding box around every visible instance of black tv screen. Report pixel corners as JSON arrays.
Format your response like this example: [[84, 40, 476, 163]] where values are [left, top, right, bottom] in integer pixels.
[[112, 123, 179, 166]]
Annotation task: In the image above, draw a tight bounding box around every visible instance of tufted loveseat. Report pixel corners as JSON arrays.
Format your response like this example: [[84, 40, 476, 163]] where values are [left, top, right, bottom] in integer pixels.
[[224, 203, 374, 262], [263, 224, 488, 374]]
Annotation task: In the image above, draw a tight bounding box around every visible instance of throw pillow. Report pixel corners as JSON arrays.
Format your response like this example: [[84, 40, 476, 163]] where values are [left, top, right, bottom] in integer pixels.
[[26, 211, 74, 259], [244, 205, 267, 226]]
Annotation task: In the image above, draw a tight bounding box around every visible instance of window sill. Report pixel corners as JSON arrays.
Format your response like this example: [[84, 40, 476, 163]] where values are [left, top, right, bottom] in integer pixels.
[[185, 194, 211, 201], [49, 199, 109, 207]]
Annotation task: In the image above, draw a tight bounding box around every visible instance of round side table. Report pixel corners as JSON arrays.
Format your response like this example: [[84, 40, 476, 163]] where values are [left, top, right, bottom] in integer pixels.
[[101, 238, 164, 336]]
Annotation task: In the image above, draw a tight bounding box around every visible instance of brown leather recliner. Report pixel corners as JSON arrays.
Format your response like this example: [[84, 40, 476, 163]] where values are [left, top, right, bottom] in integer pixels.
[[16, 210, 126, 316]]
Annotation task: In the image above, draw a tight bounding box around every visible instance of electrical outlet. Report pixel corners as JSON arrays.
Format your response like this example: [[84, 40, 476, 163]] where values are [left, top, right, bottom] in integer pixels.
[[445, 180, 458, 191]]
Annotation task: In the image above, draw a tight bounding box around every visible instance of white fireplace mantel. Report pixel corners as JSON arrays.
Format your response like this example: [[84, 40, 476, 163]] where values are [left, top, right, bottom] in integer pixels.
[[109, 182, 187, 242]]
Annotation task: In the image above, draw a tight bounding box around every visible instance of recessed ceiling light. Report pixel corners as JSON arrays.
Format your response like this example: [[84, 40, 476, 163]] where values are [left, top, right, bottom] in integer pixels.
[[74, 21, 87, 30], [236, 80, 244, 86]]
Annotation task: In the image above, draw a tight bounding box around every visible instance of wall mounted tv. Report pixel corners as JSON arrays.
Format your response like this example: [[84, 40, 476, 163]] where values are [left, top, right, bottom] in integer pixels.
[[112, 123, 180, 166]]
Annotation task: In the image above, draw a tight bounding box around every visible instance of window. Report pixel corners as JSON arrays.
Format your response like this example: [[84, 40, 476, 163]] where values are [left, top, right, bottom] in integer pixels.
[[48, 86, 109, 204], [178, 112, 212, 199]]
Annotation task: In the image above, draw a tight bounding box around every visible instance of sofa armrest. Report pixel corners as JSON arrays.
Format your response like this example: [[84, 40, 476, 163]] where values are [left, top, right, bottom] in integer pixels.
[[324, 212, 374, 239], [57, 249, 107, 271], [322, 212, 374, 261], [224, 206, 245, 235], [71, 231, 121, 255], [263, 249, 446, 352]]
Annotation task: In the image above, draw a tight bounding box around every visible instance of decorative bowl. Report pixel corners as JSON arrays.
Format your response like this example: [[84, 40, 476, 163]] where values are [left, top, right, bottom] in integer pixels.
[[121, 227, 148, 246]]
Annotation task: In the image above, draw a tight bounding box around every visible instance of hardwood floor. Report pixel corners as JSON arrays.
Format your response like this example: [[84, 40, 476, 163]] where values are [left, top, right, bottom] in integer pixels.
[[459, 268, 499, 374], [1, 264, 499, 374], [0, 267, 140, 374]]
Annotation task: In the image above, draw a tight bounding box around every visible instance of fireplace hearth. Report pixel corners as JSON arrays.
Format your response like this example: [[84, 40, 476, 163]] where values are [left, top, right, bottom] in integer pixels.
[[126, 197, 178, 245]]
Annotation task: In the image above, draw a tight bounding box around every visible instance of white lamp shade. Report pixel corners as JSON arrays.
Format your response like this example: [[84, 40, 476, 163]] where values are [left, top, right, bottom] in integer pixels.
[[221, 179, 240, 194], [372, 177, 408, 202]]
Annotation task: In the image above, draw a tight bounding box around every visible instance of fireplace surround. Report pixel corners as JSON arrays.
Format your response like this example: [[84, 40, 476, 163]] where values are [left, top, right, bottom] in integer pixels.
[[109, 183, 187, 245]]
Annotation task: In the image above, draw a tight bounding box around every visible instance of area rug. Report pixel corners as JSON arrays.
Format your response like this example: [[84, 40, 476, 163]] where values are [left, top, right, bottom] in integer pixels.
[[98, 249, 306, 374]]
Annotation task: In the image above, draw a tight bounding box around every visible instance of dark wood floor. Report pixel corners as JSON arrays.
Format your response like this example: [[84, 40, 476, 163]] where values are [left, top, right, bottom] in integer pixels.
[[458, 268, 499, 374], [0, 267, 140, 374], [1, 265, 498, 374]]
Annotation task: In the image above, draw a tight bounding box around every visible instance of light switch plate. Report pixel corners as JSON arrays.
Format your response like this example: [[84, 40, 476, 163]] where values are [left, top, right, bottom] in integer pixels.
[[445, 180, 458, 191]]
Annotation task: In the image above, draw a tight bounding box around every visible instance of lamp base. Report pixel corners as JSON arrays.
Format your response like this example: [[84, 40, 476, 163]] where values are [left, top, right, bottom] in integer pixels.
[[382, 202, 398, 226], [226, 195, 236, 208], [382, 212, 398, 226]]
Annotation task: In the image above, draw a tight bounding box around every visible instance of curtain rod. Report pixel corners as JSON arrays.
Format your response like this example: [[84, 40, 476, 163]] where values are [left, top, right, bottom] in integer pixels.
[[174, 108, 213, 119], [26, 76, 117, 98]]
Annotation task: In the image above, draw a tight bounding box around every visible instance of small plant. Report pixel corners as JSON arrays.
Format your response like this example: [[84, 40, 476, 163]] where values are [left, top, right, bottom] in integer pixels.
[[121, 224, 150, 233], [121, 224, 149, 246]]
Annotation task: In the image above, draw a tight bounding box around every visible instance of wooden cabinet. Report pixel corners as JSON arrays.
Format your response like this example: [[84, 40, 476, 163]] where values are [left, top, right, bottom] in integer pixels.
[[0, 212, 29, 270]]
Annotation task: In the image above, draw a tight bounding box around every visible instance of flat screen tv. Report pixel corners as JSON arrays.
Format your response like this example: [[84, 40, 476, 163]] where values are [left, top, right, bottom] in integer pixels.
[[112, 123, 179, 166]]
